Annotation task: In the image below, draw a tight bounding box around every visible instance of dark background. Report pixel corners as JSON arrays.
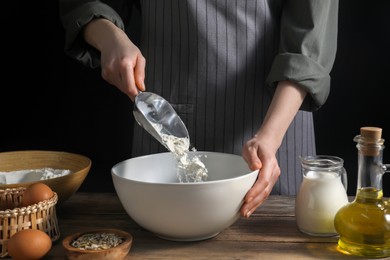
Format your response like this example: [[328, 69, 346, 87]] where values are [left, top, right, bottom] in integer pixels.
[[1, 1, 389, 196]]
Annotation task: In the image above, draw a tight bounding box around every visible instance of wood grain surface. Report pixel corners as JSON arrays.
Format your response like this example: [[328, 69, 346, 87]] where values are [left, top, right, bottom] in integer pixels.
[[41, 193, 378, 259]]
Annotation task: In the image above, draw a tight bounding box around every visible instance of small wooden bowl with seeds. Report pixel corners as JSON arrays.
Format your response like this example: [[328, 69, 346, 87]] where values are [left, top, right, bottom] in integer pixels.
[[62, 229, 133, 260]]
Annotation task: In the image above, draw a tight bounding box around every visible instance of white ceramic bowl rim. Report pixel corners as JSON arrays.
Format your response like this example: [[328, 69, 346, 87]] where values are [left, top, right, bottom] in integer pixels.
[[111, 152, 258, 185]]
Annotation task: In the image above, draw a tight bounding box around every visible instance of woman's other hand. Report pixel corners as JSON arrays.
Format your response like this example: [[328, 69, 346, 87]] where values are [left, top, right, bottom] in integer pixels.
[[241, 80, 307, 218]]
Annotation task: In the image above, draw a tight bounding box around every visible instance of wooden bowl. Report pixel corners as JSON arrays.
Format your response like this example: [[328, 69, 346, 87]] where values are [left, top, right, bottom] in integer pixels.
[[62, 229, 133, 260], [0, 150, 91, 204]]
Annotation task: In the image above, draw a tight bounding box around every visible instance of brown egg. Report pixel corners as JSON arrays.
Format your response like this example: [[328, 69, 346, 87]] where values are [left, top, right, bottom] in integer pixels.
[[7, 229, 52, 260], [21, 183, 54, 207]]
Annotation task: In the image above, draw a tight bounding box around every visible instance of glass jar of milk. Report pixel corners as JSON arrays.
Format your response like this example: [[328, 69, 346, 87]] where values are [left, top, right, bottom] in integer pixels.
[[295, 155, 349, 236]]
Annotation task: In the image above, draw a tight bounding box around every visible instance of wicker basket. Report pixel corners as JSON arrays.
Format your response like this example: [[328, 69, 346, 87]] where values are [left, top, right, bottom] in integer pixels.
[[0, 187, 60, 257]]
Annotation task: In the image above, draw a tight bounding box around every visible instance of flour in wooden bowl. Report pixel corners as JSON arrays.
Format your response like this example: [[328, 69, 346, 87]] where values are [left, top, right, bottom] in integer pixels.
[[0, 168, 71, 184]]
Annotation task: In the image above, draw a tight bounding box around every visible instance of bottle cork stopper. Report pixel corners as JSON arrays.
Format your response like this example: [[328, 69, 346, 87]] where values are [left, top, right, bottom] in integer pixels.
[[360, 126, 382, 140], [359, 127, 382, 156]]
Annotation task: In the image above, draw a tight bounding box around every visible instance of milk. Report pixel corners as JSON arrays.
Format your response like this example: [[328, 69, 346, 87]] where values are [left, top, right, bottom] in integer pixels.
[[295, 170, 349, 236]]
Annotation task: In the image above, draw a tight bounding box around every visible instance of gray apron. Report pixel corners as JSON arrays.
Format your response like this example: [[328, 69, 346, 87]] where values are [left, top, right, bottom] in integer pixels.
[[131, 0, 316, 195]]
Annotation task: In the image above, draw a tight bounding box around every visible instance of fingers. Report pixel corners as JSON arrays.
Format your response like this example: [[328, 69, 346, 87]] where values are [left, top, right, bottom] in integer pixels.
[[242, 141, 262, 171], [101, 53, 146, 101], [134, 55, 146, 92], [246, 149, 263, 171], [240, 161, 280, 218], [120, 63, 138, 101], [240, 175, 268, 218], [120, 54, 146, 101], [101, 65, 119, 88]]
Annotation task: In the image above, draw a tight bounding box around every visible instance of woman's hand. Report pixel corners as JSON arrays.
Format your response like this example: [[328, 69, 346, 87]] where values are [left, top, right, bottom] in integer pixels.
[[241, 133, 281, 218], [240, 80, 307, 218], [84, 19, 146, 101]]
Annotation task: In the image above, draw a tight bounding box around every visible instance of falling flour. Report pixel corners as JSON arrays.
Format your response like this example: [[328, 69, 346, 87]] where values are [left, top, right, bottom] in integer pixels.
[[152, 123, 208, 182]]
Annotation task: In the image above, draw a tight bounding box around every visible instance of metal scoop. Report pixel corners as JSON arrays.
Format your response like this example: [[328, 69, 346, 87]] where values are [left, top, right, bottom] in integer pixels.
[[133, 92, 189, 150]]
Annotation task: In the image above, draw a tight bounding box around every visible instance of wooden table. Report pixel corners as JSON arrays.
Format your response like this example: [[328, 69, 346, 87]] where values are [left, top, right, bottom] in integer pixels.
[[41, 193, 380, 259]]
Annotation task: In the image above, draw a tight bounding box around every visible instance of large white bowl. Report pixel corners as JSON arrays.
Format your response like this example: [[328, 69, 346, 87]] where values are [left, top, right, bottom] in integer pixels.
[[111, 151, 257, 241]]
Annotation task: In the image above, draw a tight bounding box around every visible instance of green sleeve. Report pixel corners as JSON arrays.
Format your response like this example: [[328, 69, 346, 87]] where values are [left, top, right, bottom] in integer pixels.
[[59, 0, 125, 68], [266, 0, 339, 111]]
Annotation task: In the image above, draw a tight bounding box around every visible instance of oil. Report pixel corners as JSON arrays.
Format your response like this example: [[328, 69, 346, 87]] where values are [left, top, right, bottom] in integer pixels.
[[334, 188, 390, 257], [334, 127, 390, 258]]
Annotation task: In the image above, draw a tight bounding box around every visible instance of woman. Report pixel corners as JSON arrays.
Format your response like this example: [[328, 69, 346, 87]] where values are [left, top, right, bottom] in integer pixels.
[[59, 0, 339, 217]]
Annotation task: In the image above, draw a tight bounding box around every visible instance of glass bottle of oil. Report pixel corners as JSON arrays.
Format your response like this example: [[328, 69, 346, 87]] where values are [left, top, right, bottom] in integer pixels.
[[334, 126, 390, 258]]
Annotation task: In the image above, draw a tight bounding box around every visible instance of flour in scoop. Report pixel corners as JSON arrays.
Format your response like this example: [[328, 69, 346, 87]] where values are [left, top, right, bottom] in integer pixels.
[[152, 123, 208, 182]]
